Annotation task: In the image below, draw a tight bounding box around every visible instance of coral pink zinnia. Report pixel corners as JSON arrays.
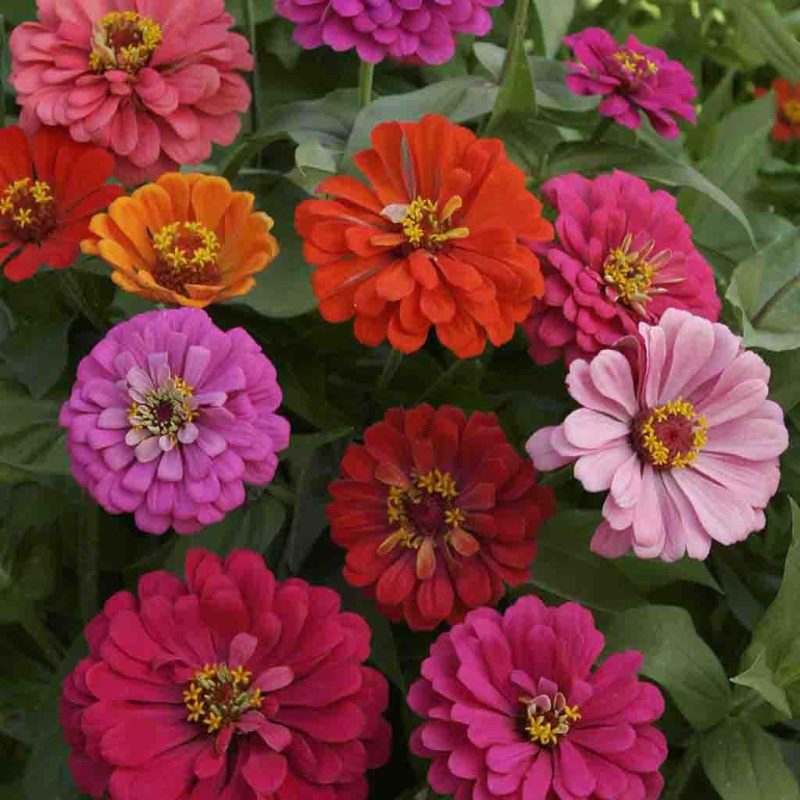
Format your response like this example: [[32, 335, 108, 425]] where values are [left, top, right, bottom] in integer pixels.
[[408, 596, 667, 799], [11, 0, 253, 184], [565, 27, 697, 138], [328, 405, 555, 630], [528, 308, 788, 562], [61, 548, 392, 799], [59, 308, 290, 535], [524, 170, 721, 366]]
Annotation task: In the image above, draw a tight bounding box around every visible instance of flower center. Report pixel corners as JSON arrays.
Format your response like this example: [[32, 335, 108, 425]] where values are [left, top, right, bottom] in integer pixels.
[[0, 178, 56, 243], [520, 692, 581, 748], [151, 221, 222, 297], [382, 196, 469, 252], [783, 99, 800, 125], [602, 233, 671, 314], [612, 48, 659, 86], [184, 664, 263, 735], [89, 11, 163, 75], [128, 375, 197, 441], [634, 398, 708, 470]]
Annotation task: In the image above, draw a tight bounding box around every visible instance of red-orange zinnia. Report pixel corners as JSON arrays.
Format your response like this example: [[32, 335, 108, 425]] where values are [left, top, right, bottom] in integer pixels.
[[756, 78, 800, 141], [295, 114, 554, 358]]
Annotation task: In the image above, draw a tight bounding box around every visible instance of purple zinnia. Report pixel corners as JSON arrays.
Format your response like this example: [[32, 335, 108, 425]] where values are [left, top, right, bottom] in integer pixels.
[[60, 308, 290, 535], [564, 27, 697, 139], [274, 0, 501, 65]]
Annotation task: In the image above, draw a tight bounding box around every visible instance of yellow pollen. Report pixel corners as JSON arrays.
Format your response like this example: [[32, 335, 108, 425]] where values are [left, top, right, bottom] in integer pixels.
[[0, 178, 56, 239], [183, 663, 263, 735], [603, 233, 671, 313], [396, 196, 469, 251], [89, 11, 163, 75], [152, 221, 221, 271], [783, 99, 800, 125], [521, 693, 581, 748], [637, 398, 708, 469], [613, 48, 659, 77]]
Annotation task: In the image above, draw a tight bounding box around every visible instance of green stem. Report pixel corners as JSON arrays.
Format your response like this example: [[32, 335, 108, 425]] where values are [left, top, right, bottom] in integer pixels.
[[418, 357, 467, 403], [358, 61, 375, 108], [58, 270, 106, 333], [663, 742, 701, 800], [21, 614, 63, 670], [376, 349, 403, 396], [591, 116, 614, 143], [0, 16, 6, 129], [78, 503, 99, 623], [751, 274, 800, 328], [242, 0, 260, 132]]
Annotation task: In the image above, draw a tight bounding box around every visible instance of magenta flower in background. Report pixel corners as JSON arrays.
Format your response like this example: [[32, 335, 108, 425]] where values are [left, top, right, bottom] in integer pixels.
[[528, 309, 789, 562], [11, 0, 253, 184], [61, 548, 392, 799], [275, 0, 501, 64], [524, 170, 721, 366], [60, 308, 290, 535], [408, 596, 667, 799], [564, 27, 697, 138]]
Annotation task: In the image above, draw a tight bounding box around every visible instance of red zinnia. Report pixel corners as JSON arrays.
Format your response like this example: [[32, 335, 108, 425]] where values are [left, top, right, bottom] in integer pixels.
[[328, 405, 555, 630], [756, 78, 800, 141], [0, 126, 122, 281], [60, 548, 391, 799], [295, 114, 553, 358]]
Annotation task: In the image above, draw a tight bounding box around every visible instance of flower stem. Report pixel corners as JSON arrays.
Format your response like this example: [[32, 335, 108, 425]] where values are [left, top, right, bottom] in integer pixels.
[[0, 16, 6, 129], [591, 116, 614, 143], [21, 613, 63, 670], [78, 502, 99, 623], [376, 349, 403, 397], [242, 0, 260, 132], [418, 357, 467, 403], [57, 270, 106, 333], [663, 740, 701, 800], [358, 61, 375, 108]]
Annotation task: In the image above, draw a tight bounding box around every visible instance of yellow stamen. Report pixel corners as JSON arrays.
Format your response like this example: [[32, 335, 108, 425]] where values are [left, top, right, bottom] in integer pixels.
[[183, 663, 264, 735], [613, 48, 659, 77], [638, 398, 708, 469], [388, 196, 470, 251], [89, 11, 163, 75], [783, 99, 800, 125], [603, 233, 671, 313]]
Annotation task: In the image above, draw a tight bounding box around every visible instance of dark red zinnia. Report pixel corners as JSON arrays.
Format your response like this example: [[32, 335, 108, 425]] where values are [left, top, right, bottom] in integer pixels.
[[327, 405, 555, 630], [0, 125, 122, 281]]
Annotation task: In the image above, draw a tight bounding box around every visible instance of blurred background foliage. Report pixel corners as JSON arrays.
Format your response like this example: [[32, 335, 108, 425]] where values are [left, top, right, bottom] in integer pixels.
[[3, 0, 800, 798]]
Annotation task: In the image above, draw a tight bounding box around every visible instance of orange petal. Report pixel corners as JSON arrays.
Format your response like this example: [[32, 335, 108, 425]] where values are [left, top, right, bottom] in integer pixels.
[[416, 537, 436, 580], [191, 175, 234, 230]]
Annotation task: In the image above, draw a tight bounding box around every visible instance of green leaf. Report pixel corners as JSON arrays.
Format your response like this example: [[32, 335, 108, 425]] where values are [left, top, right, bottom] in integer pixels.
[[729, 0, 800, 80], [1, 0, 36, 25], [0, 319, 73, 399], [547, 143, 755, 246], [343, 77, 498, 160], [727, 227, 800, 351], [615, 557, 723, 594], [731, 650, 792, 717], [531, 0, 575, 58], [701, 718, 800, 800], [280, 427, 354, 463], [604, 605, 732, 730]]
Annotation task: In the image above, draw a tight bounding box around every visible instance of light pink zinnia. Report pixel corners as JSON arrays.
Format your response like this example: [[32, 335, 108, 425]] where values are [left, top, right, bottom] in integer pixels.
[[408, 596, 667, 800], [59, 308, 290, 535], [564, 27, 697, 138], [524, 170, 721, 366], [528, 308, 789, 562], [11, 0, 253, 184]]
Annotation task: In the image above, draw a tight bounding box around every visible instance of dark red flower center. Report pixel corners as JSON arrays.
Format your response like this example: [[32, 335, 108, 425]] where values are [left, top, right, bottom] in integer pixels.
[[183, 663, 263, 734], [0, 178, 56, 243], [380, 196, 469, 253], [519, 691, 581, 747], [151, 221, 223, 297], [611, 47, 659, 89], [632, 398, 708, 470], [89, 11, 163, 75], [128, 376, 196, 440], [379, 469, 479, 579]]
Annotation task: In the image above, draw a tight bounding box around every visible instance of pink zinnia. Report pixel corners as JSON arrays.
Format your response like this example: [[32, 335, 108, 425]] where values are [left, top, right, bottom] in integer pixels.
[[564, 27, 697, 138], [59, 308, 290, 535], [525, 171, 721, 366], [275, 0, 501, 65], [528, 308, 789, 562], [11, 0, 253, 184], [408, 596, 667, 799], [60, 548, 392, 799]]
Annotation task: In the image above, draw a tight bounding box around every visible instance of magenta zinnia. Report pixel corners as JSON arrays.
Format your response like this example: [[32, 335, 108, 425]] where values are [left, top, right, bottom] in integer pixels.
[[59, 308, 290, 535], [11, 0, 253, 184], [564, 27, 697, 138], [60, 548, 392, 799], [409, 596, 667, 799], [528, 308, 788, 561], [525, 170, 721, 366]]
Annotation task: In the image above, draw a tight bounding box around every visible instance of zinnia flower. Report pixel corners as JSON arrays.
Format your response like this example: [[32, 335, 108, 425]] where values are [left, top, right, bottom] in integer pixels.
[[81, 172, 279, 307], [328, 405, 555, 630], [60, 548, 392, 799], [755, 78, 800, 141], [11, 0, 253, 184], [528, 308, 789, 561], [408, 596, 667, 799], [564, 27, 697, 138], [524, 170, 720, 366], [0, 125, 122, 281], [295, 114, 553, 358], [59, 308, 290, 534], [275, 0, 500, 64]]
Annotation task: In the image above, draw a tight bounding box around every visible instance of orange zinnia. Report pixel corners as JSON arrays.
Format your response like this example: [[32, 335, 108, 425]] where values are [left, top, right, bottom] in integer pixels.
[[81, 173, 278, 307], [295, 114, 554, 358]]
